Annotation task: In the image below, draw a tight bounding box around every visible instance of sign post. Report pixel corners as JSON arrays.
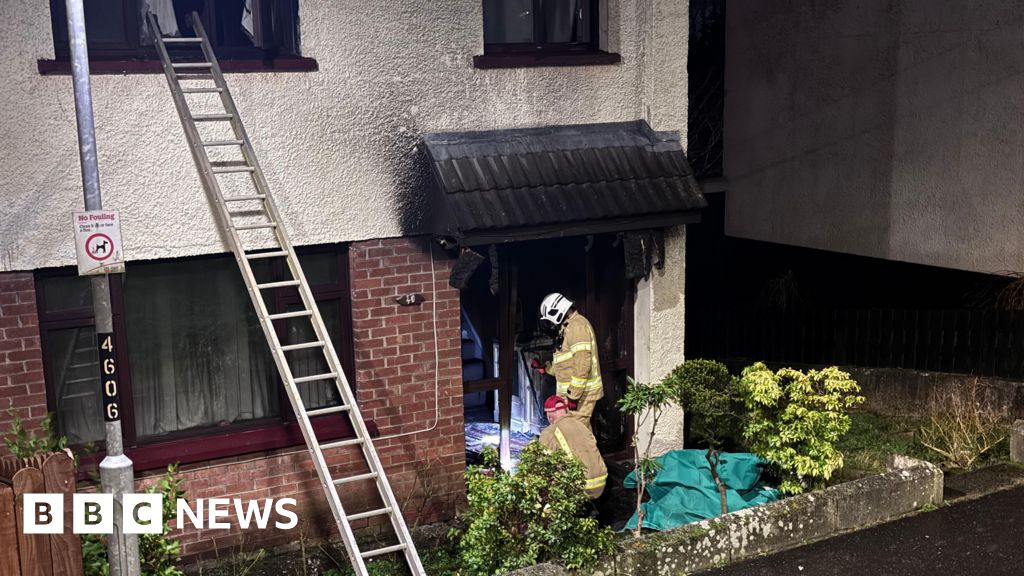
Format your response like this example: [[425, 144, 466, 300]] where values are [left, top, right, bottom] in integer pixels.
[[64, 1, 140, 575]]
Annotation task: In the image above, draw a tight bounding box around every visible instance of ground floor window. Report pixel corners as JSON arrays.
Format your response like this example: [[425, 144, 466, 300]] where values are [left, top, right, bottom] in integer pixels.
[[36, 246, 353, 466]]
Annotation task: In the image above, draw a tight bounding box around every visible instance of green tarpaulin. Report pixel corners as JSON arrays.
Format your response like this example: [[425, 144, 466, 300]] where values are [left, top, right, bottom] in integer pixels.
[[623, 449, 779, 531]]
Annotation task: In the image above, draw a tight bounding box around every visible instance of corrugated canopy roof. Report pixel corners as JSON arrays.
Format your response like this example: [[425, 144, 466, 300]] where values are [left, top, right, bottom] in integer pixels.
[[422, 120, 706, 244]]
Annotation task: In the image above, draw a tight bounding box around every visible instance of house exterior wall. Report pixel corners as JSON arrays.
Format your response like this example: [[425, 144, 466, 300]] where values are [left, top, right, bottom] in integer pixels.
[[0, 0, 689, 272], [0, 0, 693, 560], [634, 226, 687, 456], [724, 0, 1024, 274], [0, 237, 464, 559]]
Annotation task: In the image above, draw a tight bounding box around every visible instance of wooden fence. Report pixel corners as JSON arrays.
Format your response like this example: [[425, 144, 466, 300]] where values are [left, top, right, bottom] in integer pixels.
[[0, 452, 83, 576], [689, 305, 1024, 380]]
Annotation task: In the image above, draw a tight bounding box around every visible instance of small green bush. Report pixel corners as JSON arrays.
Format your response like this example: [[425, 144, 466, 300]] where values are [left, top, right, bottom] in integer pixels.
[[664, 359, 743, 447], [453, 443, 613, 575], [3, 404, 67, 459], [739, 363, 864, 494], [664, 359, 742, 514], [618, 376, 674, 536], [83, 464, 187, 576]]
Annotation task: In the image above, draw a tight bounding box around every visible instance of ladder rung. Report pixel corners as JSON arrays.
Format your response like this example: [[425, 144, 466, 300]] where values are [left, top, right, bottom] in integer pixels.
[[193, 114, 233, 121], [202, 140, 244, 147], [320, 437, 364, 450], [347, 507, 392, 522], [334, 471, 378, 486], [233, 223, 276, 231], [245, 250, 287, 259], [161, 37, 202, 44], [307, 405, 352, 417], [62, 391, 95, 400], [361, 544, 407, 559], [181, 87, 223, 94], [256, 280, 300, 290], [173, 62, 212, 69], [223, 195, 267, 202], [268, 310, 312, 320], [293, 372, 336, 383], [282, 341, 325, 352], [212, 165, 255, 174]]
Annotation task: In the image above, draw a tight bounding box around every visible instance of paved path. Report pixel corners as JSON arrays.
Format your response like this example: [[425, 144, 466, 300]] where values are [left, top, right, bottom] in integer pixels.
[[703, 486, 1024, 575]]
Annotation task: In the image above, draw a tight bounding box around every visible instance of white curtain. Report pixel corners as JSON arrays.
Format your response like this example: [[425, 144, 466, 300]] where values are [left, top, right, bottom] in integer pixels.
[[125, 258, 278, 439], [543, 0, 581, 43]]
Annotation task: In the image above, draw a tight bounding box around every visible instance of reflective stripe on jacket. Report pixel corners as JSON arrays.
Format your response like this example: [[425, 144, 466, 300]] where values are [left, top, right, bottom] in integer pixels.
[[551, 313, 603, 402], [539, 417, 607, 499]]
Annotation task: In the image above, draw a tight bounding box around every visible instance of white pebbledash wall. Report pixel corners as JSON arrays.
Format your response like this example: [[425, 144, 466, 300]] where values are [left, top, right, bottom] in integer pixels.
[[0, 0, 689, 272]]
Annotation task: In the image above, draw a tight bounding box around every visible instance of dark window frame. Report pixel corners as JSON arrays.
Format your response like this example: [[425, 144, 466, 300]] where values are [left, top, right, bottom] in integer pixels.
[[476, 0, 621, 69], [42, 0, 315, 73], [35, 245, 361, 473]]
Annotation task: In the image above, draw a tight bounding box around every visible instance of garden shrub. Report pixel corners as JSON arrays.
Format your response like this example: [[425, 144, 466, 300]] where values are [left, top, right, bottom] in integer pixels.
[[664, 359, 742, 513], [454, 443, 613, 575], [918, 378, 1009, 469], [665, 359, 743, 447], [3, 403, 67, 459], [618, 376, 674, 536], [739, 363, 864, 494]]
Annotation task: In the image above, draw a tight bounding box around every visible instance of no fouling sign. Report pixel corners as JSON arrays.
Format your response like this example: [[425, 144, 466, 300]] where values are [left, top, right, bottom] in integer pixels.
[[73, 210, 124, 275]]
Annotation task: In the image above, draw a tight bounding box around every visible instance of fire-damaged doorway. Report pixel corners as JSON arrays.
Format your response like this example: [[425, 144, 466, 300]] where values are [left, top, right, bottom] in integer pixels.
[[459, 234, 634, 465], [421, 120, 706, 466]]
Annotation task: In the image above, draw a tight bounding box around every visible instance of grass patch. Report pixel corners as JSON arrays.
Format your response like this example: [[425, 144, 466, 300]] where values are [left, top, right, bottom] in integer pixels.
[[837, 412, 940, 474]]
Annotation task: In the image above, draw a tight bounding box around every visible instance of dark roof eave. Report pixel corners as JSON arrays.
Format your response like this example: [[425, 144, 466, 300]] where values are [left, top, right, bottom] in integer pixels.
[[450, 209, 703, 247]]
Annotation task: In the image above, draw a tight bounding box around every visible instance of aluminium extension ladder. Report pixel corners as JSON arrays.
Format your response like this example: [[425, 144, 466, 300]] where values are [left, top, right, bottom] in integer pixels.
[[146, 12, 425, 576]]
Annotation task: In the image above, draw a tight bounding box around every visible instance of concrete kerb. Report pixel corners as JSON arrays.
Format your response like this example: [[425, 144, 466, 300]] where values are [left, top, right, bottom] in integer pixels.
[[1011, 420, 1024, 463], [508, 456, 943, 576]]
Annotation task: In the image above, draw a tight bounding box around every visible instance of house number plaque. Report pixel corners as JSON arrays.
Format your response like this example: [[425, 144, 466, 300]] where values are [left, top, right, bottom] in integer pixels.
[[98, 333, 121, 422]]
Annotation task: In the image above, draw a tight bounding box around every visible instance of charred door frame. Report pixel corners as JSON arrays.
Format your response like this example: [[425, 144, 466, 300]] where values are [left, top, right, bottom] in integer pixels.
[[461, 237, 636, 455]]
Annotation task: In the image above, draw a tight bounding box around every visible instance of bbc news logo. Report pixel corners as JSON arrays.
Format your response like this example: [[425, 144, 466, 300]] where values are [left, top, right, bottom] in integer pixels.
[[23, 494, 298, 534]]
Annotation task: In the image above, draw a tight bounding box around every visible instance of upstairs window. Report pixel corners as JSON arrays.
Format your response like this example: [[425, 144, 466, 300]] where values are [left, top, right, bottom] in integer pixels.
[[483, 0, 599, 53], [48, 0, 300, 61]]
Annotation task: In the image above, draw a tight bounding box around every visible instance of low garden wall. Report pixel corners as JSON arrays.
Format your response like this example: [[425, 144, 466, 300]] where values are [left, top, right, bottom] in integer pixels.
[[511, 455, 943, 576], [848, 367, 1024, 420]]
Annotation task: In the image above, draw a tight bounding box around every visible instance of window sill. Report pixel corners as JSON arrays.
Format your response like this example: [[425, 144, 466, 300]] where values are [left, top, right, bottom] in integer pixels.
[[473, 51, 621, 69], [37, 57, 319, 76], [76, 414, 375, 477]]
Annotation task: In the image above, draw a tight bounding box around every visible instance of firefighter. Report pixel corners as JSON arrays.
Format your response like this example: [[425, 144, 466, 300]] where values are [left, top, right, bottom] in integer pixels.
[[539, 395, 607, 499], [532, 292, 604, 424]]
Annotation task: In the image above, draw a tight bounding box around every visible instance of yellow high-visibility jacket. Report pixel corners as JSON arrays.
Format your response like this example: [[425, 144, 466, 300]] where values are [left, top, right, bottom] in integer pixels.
[[550, 312, 603, 404], [539, 416, 608, 499]]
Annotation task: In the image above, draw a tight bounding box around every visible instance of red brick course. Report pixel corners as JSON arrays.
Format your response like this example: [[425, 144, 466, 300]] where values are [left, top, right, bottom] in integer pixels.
[[0, 272, 47, 430]]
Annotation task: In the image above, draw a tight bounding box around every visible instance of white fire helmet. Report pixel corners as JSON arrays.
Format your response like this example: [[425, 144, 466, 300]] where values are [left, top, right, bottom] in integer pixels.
[[539, 293, 573, 328]]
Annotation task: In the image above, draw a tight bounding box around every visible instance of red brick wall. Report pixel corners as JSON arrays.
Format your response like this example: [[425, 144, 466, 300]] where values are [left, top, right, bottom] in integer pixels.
[[166, 236, 465, 559], [0, 272, 47, 441], [1, 237, 466, 561]]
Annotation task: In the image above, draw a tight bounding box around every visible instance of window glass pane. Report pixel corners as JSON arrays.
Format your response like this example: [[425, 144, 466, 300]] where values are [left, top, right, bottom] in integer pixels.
[[542, 0, 589, 44], [298, 252, 339, 286], [54, 0, 131, 46], [484, 0, 534, 44], [124, 257, 279, 439], [286, 300, 342, 410], [41, 276, 93, 314], [45, 326, 104, 445]]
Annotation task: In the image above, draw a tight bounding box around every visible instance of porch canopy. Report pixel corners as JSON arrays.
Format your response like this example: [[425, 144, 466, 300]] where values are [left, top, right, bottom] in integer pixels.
[[422, 120, 707, 245]]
